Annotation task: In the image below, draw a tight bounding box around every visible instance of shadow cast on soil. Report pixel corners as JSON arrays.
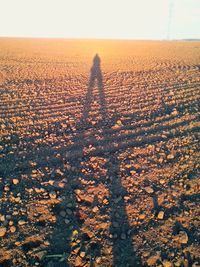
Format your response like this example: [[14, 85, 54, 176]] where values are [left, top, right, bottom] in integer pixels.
[[43, 55, 142, 266]]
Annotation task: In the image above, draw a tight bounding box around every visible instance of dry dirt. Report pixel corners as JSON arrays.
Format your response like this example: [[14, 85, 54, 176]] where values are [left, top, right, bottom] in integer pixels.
[[0, 38, 200, 267]]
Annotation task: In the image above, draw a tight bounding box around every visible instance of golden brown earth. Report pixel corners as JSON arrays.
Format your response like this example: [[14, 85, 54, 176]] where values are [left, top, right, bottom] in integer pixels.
[[0, 38, 200, 267]]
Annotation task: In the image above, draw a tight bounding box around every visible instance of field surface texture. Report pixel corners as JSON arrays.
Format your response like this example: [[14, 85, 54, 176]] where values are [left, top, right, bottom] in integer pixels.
[[0, 39, 200, 267]]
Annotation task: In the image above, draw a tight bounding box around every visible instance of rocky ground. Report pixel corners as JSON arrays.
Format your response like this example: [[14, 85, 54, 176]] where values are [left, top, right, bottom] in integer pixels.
[[0, 38, 200, 266]]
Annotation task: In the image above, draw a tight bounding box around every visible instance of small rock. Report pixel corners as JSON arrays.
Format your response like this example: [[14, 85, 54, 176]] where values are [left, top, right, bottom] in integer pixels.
[[80, 251, 86, 258], [163, 260, 173, 267], [0, 215, 6, 222], [12, 179, 19, 185], [4, 185, 10, 192], [147, 254, 160, 266], [92, 206, 99, 213], [99, 222, 109, 230], [64, 219, 70, 224], [143, 251, 150, 257], [192, 262, 200, 267], [66, 208, 73, 215], [59, 210, 66, 217], [35, 250, 46, 260], [49, 191, 57, 199], [57, 182, 65, 188], [113, 221, 119, 228], [103, 198, 109, 205], [157, 211, 165, 220], [167, 154, 175, 160], [10, 226, 16, 233], [139, 214, 146, 220], [120, 233, 126, 240], [82, 195, 94, 204], [75, 256, 84, 266], [183, 259, 189, 267], [66, 202, 73, 208], [14, 197, 21, 203], [0, 227, 6, 237], [160, 179, 166, 185], [144, 186, 154, 194], [95, 257, 102, 264], [44, 241, 50, 246], [18, 220, 26, 226], [178, 231, 188, 244], [90, 157, 96, 162]]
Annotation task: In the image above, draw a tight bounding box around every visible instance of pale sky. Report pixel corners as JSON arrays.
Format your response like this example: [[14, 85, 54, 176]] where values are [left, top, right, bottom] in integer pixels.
[[0, 0, 199, 40]]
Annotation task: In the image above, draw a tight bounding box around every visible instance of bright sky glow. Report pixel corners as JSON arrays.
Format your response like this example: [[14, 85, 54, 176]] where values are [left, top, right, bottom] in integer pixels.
[[0, 0, 199, 40]]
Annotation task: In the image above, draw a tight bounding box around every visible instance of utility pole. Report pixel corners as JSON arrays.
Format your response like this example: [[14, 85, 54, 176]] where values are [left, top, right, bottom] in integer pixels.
[[167, 0, 174, 40]]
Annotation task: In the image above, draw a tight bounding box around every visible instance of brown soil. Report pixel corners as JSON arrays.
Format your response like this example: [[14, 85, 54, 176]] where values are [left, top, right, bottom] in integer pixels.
[[0, 38, 200, 267]]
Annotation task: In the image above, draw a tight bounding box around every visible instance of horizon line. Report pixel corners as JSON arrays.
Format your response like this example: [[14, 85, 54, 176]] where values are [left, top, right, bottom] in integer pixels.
[[0, 35, 200, 42]]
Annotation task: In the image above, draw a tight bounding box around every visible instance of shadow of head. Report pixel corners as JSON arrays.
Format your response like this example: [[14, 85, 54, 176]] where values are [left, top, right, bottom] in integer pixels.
[[91, 53, 101, 74], [93, 53, 100, 66]]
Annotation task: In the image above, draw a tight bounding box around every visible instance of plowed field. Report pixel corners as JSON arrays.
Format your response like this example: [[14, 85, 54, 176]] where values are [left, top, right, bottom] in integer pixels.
[[0, 38, 200, 267]]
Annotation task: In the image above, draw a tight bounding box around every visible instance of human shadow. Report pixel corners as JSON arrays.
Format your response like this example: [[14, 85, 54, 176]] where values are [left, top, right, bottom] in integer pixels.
[[80, 53, 108, 124], [77, 54, 141, 266], [42, 54, 141, 266], [78, 54, 141, 266]]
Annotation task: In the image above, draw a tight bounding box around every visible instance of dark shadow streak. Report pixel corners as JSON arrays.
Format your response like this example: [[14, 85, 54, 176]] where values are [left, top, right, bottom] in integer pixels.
[[79, 54, 141, 266], [80, 54, 107, 124], [42, 54, 142, 266]]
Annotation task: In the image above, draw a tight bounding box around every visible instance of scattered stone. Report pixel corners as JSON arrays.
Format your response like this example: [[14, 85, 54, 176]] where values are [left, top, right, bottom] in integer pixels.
[[163, 260, 173, 267], [92, 206, 99, 213], [18, 220, 26, 226], [160, 179, 166, 185], [143, 251, 150, 257], [35, 250, 46, 260], [90, 157, 96, 162], [103, 198, 109, 205], [66, 202, 73, 208], [167, 154, 175, 160], [14, 197, 21, 203], [113, 221, 119, 228], [139, 214, 146, 220], [147, 254, 160, 266], [57, 182, 65, 188], [8, 220, 14, 226], [177, 231, 188, 244], [75, 256, 84, 266], [0, 215, 6, 222], [157, 211, 165, 220], [59, 210, 66, 217], [49, 191, 57, 199], [80, 251, 86, 258], [144, 186, 154, 194], [120, 233, 126, 240], [35, 188, 44, 193], [99, 222, 109, 230], [95, 257, 102, 264], [10, 226, 16, 233], [12, 179, 19, 185], [4, 185, 10, 192], [0, 227, 6, 237], [44, 241, 50, 246], [66, 208, 73, 215], [171, 109, 178, 116], [192, 262, 200, 267], [81, 195, 94, 204]]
